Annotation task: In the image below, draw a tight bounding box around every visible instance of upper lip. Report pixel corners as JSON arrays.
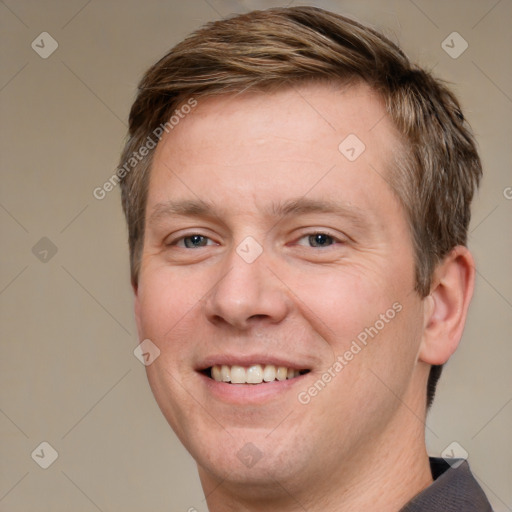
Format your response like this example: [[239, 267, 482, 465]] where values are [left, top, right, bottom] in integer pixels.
[[196, 354, 311, 371]]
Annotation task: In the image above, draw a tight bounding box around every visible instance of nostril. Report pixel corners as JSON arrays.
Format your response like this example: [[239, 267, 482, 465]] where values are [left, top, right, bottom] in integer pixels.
[[248, 314, 269, 321]]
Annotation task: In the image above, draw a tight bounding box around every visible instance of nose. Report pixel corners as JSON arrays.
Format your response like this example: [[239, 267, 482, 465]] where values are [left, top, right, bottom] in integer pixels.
[[203, 244, 290, 330]]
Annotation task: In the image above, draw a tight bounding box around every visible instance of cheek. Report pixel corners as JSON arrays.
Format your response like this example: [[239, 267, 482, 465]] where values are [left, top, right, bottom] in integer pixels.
[[136, 266, 203, 344], [289, 263, 405, 345], [306, 290, 423, 426]]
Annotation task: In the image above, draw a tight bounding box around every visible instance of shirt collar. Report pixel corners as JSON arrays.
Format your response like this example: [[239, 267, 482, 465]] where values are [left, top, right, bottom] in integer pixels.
[[399, 457, 493, 511]]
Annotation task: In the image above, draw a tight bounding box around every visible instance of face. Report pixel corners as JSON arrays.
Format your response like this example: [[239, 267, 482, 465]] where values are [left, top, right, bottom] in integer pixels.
[[135, 83, 428, 495]]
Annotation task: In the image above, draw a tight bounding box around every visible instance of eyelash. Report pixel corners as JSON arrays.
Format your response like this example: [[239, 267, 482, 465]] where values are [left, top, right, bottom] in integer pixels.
[[169, 231, 344, 249], [296, 231, 343, 248], [171, 234, 217, 249]]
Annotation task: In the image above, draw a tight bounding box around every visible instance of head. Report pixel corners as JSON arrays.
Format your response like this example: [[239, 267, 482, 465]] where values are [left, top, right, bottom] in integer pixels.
[[119, 5, 481, 504]]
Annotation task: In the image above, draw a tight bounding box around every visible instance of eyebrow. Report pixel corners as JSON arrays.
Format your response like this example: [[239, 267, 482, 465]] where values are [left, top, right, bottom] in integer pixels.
[[149, 199, 217, 224], [269, 198, 367, 221], [148, 197, 371, 229]]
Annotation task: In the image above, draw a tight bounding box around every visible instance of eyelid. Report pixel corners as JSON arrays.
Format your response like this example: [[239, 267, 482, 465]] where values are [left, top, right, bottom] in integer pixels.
[[293, 229, 347, 246], [165, 230, 219, 247], [164, 228, 346, 247]]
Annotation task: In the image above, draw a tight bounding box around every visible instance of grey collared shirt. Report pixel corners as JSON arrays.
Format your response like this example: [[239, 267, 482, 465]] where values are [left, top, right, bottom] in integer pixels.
[[400, 458, 493, 511]]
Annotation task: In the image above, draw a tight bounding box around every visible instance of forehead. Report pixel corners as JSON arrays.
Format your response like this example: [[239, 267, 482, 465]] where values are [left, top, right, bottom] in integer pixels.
[[147, 82, 403, 219], [157, 82, 392, 154]]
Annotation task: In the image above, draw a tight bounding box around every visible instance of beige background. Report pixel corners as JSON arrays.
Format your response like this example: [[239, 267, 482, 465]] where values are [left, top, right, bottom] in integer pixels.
[[1, 0, 511, 510]]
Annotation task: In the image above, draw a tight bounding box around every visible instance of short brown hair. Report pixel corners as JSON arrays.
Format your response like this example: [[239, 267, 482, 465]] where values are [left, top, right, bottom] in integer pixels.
[[119, 6, 482, 407]]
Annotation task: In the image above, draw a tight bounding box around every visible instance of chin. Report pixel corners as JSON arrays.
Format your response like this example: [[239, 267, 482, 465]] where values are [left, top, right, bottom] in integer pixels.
[[190, 427, 314, 491]]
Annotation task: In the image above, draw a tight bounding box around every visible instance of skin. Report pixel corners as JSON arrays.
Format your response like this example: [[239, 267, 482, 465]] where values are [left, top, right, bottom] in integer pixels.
[[134, 82, 475, 511]]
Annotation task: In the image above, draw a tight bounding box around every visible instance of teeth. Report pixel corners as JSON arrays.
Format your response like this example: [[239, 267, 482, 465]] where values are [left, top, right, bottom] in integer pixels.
[[230, 365, 245, 384], [220, 364, 231, 382], [246, 364, 263, 384], [276, 366, 288, 381], [210, 364, 305, 384], [262, 365, 276, 382], [212, 365, 222, 381]]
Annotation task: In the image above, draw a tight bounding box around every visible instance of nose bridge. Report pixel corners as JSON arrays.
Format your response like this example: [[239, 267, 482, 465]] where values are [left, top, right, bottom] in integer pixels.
[[203, 239, 289, 328]]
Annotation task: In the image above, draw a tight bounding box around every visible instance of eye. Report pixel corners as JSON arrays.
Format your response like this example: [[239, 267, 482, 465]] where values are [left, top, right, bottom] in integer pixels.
[[296, 232, 338, 248], [174, 234, 215, 248]]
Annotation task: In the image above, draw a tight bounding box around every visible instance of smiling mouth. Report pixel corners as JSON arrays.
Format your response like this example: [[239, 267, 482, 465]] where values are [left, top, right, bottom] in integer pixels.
[[204, 364, 310, 384]]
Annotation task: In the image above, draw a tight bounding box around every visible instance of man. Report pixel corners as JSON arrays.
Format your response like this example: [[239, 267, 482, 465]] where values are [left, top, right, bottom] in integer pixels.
[[119, 6, 492, 511]]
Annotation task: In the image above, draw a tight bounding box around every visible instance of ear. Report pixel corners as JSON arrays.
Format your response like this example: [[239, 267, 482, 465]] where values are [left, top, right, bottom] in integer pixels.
[[419, 246, 475, 365]]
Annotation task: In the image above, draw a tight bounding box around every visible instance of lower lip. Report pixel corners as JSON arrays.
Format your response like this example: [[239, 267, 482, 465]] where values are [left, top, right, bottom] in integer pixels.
[[198, 372, 309, 404]]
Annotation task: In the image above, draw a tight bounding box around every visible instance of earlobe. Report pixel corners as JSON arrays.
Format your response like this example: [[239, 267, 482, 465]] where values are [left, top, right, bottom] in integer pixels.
[[419, 246, 475, 365]]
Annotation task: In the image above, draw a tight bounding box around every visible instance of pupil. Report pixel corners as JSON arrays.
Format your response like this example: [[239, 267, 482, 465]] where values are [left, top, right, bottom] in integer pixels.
[[310, 234, 331, 247], [186, 235, 205, 248]]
